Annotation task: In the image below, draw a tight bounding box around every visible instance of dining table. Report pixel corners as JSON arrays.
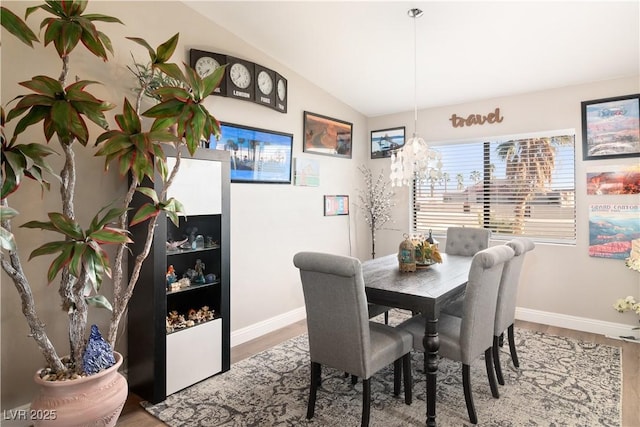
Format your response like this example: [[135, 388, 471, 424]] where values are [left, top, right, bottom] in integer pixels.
[[362, 252, 473, 427]]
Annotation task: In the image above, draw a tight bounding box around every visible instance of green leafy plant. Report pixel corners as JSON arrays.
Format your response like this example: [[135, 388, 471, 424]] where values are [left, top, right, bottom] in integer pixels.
[[1, 1, 225, 376]]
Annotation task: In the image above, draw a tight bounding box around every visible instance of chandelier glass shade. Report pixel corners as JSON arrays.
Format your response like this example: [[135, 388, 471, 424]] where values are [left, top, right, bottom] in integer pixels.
[[390, 8, 441, 187]]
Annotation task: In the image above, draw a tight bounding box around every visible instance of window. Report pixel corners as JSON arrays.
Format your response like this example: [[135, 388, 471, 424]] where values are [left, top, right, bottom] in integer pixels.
[[413, 130, 576, 243]]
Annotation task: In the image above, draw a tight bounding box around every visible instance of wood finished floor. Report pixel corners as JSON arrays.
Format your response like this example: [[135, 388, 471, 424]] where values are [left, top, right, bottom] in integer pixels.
[[116, 319, 639, 427]]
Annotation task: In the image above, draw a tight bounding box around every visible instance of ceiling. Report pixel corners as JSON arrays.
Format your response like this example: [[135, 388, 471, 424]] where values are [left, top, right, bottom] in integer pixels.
[[183, 1, 640, 118]]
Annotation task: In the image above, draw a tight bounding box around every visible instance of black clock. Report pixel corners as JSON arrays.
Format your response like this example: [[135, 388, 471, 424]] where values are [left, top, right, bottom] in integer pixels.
[[274, 72, 287, 113], [226, 56, 255, 101], [189, 49, 227, 96], [253, 64, 276, 108]]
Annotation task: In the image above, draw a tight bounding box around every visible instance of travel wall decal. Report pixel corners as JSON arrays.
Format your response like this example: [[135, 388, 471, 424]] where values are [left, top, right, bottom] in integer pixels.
[[449, 107, 504, 128]]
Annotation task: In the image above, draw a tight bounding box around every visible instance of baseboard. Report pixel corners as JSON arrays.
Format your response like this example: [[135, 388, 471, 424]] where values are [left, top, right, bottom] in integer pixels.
[[515, 307, 640, 339], [231, 306, 639, 349], [230, 307, 306, 348]]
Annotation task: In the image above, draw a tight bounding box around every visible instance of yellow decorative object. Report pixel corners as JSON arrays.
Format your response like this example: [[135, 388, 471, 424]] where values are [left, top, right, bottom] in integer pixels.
[[398, 233, 417, 272], [411, 231, 443, 267]]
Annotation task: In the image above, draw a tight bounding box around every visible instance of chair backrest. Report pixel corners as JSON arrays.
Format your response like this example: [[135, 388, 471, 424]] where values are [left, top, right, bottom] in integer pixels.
[[459, 245, 514, 364], [293, 252, 371, 377], [445, 227, 492, 256], [494, 238, 535, 335]]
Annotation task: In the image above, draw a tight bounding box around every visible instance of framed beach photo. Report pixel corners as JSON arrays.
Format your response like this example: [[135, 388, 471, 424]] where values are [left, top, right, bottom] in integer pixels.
[[303, 111, 352, 158], [211, 122, 293, 184], [581, 94, 640, 160], [371, 127, 405, 159]]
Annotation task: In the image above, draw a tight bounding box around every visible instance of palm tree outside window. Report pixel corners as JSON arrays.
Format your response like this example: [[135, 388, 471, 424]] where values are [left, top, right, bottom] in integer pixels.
[[413, 130, 576, 243]]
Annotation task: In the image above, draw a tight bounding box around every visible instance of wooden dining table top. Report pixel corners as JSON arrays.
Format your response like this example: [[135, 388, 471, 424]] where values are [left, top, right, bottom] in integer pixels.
[[362, 252, 472, 316]]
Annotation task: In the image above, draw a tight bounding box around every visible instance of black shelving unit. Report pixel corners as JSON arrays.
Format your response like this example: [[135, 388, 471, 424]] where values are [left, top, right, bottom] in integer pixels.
[[127, 147, 230, 404]]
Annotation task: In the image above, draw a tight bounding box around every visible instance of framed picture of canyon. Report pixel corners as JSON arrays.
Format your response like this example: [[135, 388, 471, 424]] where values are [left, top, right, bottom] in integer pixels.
[[303, 111, 352, 159], [581, 94, 640, 160]]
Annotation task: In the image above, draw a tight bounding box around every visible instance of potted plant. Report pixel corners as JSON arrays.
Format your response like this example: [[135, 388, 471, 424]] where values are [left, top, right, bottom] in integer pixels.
[[1, 1, 225, 424], [613, 251, 640, 341]]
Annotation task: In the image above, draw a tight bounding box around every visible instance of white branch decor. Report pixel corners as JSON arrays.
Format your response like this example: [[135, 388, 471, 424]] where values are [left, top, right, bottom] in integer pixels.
[[357, 165, 395, 259]]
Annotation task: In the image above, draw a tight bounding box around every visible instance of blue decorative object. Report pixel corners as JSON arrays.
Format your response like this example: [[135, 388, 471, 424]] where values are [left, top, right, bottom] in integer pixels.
[[82, 324, 116, 375]]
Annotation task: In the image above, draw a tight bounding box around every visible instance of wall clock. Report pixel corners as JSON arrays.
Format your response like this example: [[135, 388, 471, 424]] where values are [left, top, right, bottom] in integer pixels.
[[226, 56, 255, 101], [274, 72, 288, 113], [254, 64, 276, 108], [189, 49, 227, 95], [189, 49, 286, 112]]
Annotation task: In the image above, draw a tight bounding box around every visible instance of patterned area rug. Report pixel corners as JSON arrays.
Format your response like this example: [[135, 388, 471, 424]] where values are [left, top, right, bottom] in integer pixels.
[[142, 311, 621, 426]]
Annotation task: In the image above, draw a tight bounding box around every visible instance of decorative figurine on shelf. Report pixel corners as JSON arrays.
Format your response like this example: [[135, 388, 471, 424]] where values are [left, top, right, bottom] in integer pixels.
[[205, 236, 217, 248], [183, 268, 197, 282], [186, 226, 198, 248], [166, 238, 188, 251], [166, 265, 177, 288], [205, 273, 216, 284], [194, 259, 206, 284], [194, 234, 205, 250], [177, 277, 190, 289]]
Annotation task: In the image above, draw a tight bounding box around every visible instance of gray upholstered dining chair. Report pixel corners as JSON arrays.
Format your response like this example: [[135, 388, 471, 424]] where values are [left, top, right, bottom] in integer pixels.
[[293, 252, 413, 427], [367, 303, 390, 324], [443, 238, 535, 385], [397, 245, 515, 425], [492, 238, 535, 384], [444, 226, 491, 256]]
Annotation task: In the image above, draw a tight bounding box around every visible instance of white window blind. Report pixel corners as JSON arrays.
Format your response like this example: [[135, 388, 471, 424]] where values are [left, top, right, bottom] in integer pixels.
[[413, 131, 576, 243]]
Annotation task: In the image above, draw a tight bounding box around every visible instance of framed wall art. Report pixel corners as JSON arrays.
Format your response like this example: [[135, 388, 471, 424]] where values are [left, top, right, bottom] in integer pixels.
[[588, 204, 640, 259], [293, 158, 320, 187], [210, 122, 293, 184], [324, 195, 349, 216], [371, 127, 405, 159], [303, 111, 352, 158], [581, 93, 640, 160], [586, 165, 640, 195]]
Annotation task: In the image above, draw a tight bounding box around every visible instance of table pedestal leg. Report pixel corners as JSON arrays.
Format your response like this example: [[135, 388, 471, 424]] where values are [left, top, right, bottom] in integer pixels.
[[423, 318, 439, 426]]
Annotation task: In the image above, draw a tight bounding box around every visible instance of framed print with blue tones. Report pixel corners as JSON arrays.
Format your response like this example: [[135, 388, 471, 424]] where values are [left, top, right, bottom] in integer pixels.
[[581, 94, 640, 160], [211, 122, 293, 184], [371, 127, 405, 159]]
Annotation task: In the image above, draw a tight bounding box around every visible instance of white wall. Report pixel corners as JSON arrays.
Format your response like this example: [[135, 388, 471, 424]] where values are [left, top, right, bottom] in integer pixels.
[[2, 0, 638, 410], [367, 76, 640, 333], [1, 0, 370, 409]]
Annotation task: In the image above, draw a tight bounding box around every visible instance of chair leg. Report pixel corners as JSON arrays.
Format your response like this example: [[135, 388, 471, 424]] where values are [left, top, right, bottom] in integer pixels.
[[352, 374, 358, 385], [462, 364, 478, 425], [493, 335, 505, 385], [402, 353, 412, 405], [498, 332, 505, 347], [307, 362, 321, 419], [384, 310, 389, 325], [393, 359, 401, 396], [484, 348, 499, 399], [362, 378, 371, 427], [507, 324, 519, 368]]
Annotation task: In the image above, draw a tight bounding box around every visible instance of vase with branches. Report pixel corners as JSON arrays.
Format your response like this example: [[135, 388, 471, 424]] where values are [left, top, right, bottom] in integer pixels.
[[1, 0, 225, 381], [357, 165, 394, 259]]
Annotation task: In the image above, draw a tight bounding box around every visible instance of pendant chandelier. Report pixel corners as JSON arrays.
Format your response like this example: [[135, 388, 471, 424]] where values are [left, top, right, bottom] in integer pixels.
[[390, 8, 441, 187]]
